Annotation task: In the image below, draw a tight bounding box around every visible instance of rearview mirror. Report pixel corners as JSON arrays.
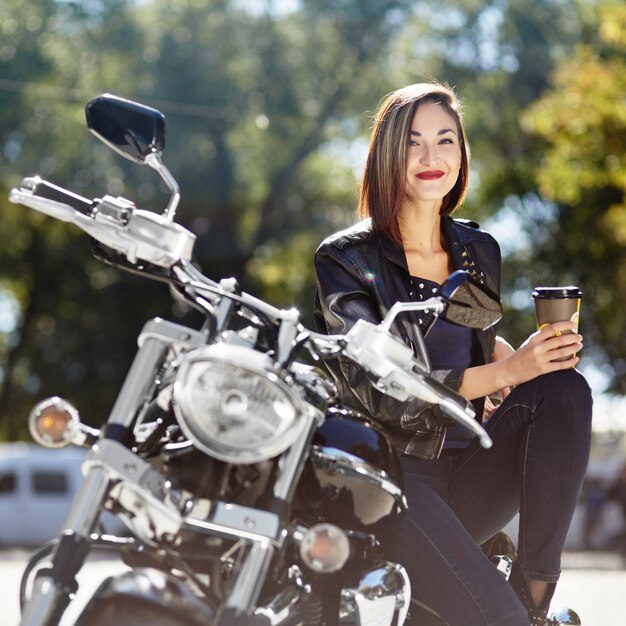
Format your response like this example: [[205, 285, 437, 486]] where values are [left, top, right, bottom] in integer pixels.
[[440, 270, 502, 330], [85, 94, 165, 164]]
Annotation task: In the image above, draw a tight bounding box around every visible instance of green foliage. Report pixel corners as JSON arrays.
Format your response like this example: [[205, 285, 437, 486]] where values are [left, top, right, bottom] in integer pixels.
[[411, 0, 589, 220], [0, 0, 622, 439], [0, 0, 416, 438], [520, 2, 626, 391]]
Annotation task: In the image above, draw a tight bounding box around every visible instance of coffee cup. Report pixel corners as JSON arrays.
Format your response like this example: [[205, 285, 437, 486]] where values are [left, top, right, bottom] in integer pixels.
[[532, 286, 582, 362]]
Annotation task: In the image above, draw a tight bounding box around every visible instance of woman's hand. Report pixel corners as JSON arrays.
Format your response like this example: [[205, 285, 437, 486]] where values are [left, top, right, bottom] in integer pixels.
[[500, 321, 582, 388], [460, 321, 582, 402]]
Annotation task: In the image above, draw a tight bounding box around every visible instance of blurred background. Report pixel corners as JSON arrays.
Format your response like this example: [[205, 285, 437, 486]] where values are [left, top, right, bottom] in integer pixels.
[[1, 0, 626, 553]]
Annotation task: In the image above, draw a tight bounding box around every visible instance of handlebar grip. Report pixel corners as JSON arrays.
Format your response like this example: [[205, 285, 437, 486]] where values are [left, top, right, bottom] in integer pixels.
[[421, 375, 475, 415], [423, 377, 493, 449], [23, 177, 94, 215]]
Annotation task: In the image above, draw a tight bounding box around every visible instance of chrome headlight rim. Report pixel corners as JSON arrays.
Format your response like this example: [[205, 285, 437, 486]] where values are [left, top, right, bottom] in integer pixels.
[[173, 343, 306, 464]]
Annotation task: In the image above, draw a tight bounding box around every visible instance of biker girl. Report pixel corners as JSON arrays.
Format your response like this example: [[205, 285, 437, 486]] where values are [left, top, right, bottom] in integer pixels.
[[313, 82, 593, 625]]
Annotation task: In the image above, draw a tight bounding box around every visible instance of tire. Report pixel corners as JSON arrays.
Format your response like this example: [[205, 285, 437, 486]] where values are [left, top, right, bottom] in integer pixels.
[[77, 598, 196, 626]]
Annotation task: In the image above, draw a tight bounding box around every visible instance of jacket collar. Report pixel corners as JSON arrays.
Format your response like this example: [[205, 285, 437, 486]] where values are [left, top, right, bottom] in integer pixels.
[[442, 215, 470, 271], [375, 216, 474, 274], [375, 228, 407, 271]]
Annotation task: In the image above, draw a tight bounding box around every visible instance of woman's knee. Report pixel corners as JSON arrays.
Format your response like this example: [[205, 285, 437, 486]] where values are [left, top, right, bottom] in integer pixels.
[[548, 369, 591, 411], [517, 369, 592, 428], [525, 369, 590, 404]]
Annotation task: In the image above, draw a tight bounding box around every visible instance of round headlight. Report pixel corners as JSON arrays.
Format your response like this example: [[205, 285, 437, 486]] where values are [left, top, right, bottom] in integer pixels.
[[173, 343, 306, 464]]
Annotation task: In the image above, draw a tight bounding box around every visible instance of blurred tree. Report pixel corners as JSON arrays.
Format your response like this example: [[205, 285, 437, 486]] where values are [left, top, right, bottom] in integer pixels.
[[136, 0, 417, 300], [0, 0, 418, 437], [386, 0, 602, 352], [0, 0, 168, 439], [0, 0, 619, 441], [520, 1, 626, 392], [0, 0, 57, 135]]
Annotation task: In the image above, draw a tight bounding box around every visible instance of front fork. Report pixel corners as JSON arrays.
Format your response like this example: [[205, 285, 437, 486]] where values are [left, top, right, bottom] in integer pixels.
[[215, 409, 321, 626], [20, 467, 111, 626], [20, 318, 205, 626]]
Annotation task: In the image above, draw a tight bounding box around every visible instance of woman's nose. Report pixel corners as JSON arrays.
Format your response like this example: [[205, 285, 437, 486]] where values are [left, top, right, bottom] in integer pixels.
[[419, 145, 439, 165]]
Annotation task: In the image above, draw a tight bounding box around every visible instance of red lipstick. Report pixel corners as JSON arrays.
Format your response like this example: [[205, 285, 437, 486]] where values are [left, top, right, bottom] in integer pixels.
[[416, 170, 445, 180]]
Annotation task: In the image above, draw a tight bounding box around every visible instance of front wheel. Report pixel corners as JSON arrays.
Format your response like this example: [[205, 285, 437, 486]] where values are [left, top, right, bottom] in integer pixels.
[[74, 568, 215, 626]]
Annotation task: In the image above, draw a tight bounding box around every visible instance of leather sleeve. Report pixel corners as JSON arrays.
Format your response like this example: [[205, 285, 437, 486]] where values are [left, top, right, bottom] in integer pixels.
[[314, 244, 462, 432]]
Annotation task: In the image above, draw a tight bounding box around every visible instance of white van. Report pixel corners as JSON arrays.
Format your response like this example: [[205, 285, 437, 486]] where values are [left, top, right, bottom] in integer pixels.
[[0, 442, 86, 546]]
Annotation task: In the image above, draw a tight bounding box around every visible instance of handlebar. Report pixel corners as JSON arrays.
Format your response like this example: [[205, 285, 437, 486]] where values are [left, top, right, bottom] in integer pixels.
[[404, 375, 492, 449], [9, 177, 195, 268], [309, 319, 492, 449], [9, 175, 492, 449], [19, 177, 94, 214]]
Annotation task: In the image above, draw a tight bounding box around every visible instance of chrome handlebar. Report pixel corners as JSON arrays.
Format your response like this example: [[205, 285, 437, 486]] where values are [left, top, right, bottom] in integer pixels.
[[8, 176, 492, 449], [309, 319, 492, 449], [9, 177, 195, 268]]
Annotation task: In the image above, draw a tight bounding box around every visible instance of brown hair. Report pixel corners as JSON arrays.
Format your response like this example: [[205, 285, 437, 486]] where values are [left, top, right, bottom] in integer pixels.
[[357, 82, 470, 245]]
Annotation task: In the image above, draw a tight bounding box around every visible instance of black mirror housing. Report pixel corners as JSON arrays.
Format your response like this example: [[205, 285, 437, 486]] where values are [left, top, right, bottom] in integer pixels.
[[85, 94, 165, 164]]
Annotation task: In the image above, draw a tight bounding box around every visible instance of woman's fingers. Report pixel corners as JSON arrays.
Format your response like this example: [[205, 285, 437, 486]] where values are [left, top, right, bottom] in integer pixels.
[[556, 354, 580, 368], [528, 323, 582, 353], [538, 334, 582, 357], [549, 339, 583, 359], [536, 320, 578, 338], [506, 322, 582, 385], [497, 321, 582, 388]]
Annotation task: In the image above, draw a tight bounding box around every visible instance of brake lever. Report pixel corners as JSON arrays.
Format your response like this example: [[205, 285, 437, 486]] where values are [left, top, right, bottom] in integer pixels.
[[342, 319, 428, 377], [403, 375, 492, 449], [9, 179, 196, 268], [341, 320, 493, 449]]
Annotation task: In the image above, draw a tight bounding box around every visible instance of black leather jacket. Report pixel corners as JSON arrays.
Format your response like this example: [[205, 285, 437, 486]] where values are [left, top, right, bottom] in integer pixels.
[[313, 216, 502, 460]]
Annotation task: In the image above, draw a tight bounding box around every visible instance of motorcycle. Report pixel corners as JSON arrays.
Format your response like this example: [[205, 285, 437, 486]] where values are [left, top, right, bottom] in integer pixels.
[[9, 94, 506, 626]]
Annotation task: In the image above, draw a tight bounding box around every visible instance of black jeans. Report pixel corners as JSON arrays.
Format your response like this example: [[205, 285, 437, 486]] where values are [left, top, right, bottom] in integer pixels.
[[375, 369, 593, 626]]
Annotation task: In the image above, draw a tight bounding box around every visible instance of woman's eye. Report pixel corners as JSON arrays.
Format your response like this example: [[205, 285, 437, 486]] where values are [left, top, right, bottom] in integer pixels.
[[439, 138, 454, 145], [409, 140, 419, 146]]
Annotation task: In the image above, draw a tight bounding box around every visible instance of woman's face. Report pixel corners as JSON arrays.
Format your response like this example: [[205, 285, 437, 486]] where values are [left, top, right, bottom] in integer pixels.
[[403, 101, 462, 208]]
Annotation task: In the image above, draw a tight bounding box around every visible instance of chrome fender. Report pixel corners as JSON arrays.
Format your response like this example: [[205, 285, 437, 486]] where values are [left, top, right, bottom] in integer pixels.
[[74, 568, 215, 626]]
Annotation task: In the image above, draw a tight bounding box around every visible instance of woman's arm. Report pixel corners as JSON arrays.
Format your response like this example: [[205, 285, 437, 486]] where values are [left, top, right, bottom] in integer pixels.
[[314, 245, 461, 427], [459, 323, 583, 400]]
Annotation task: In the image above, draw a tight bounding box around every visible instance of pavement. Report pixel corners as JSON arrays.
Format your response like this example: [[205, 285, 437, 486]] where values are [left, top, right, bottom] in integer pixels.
[[1, 548, 625, 625], [551, 551, 626, 626], [0, 549, 129, 626]]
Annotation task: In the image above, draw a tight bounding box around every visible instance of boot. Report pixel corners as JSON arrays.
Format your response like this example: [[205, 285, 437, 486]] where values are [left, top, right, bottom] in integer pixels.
[[480, 531, 517, 562], [509, 561, 556, 626]]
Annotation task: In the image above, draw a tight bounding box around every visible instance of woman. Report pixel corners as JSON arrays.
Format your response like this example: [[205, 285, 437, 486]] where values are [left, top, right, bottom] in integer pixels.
[[313, 82, 593, 625]]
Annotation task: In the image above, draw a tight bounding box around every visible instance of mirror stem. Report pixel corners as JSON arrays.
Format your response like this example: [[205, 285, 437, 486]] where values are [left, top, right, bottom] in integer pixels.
[[379, 297, 444, 373], [145, 152, 180, 221], [380, 298, 445, 333]]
